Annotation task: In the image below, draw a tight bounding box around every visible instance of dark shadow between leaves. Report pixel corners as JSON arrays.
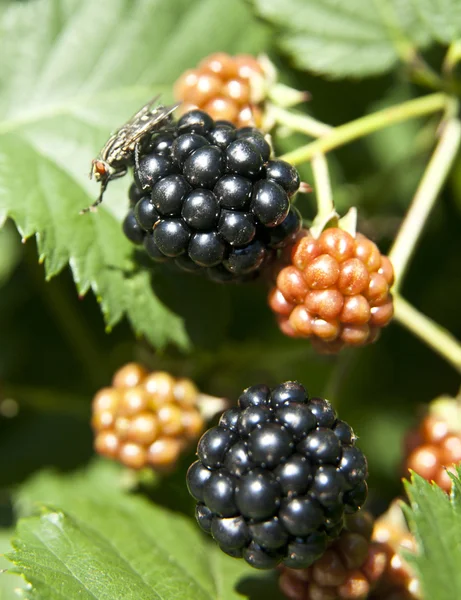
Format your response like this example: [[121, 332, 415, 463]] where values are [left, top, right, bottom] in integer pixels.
[[236, 570, 285, 600]]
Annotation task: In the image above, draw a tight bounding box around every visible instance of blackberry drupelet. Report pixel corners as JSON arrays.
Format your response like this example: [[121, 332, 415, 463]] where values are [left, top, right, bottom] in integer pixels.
[[187, 381, 368, 570], [124, 109, 302, 283]]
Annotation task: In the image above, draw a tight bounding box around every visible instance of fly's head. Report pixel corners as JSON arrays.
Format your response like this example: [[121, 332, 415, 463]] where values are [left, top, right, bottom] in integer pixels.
[[90, 159, 114, 183]]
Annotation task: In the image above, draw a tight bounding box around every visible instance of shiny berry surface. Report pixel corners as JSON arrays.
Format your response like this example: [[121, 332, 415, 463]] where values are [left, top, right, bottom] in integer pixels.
[[223, 240, 266, 275], [183, 146, 224, 188], [122, 211, 144, 244], [171, 133, 208, 167], [135, 154, 176, 190], [186, 382, 367, 570], [153, 219, 190, 257], [151, 174, 191, 216], [188, 231, 226, 267], [218, 210, 255, 246], [214, 175, 252, 210], [134, 197, 160, 231], [181, 189, 220, 230], [251, 180, 290, 227], [177, 109, 214, 135], [265, 159, 300, 196], [225, 139, 264, 178]]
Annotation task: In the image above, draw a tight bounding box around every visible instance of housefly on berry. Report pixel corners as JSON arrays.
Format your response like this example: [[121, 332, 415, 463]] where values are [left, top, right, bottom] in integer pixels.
[[82, 96, 179, 214]]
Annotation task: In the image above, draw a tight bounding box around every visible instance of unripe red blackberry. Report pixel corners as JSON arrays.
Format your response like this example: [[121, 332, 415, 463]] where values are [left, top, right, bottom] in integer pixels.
[[125, 109, 302, 282], [269, 229, 394, 352], [187, 382, 368, 570], [92, 363, 205, 472], [370, 502, 420, 600], [174, 53, 266, 128], [403, 396, 461, 493], [279, 511, 389, 600]]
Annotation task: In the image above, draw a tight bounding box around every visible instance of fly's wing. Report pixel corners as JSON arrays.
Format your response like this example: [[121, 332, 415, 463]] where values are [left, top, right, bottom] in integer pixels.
[[126, 103, 180, 149]]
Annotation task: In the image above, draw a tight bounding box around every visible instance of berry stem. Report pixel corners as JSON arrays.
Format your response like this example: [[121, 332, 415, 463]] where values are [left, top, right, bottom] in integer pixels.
[[393, 294, 461, 374], [311, 153, 335, 226], [270, 105, 333, 138], [443, 40, 461, 77], [389, 115, 461, 291], [197, 393, 228, 421], [279, 93, 449, 165]]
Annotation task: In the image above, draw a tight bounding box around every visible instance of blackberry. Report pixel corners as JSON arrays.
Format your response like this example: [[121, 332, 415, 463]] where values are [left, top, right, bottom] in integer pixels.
[[270, 228, 394, 351], [187, 382, 368, 570], [124, 109, 301, 282], [92, 363, 206, 472]]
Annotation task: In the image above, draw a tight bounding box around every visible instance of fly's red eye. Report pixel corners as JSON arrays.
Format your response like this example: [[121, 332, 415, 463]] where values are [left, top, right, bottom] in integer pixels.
[[94, 161, 107, 176]]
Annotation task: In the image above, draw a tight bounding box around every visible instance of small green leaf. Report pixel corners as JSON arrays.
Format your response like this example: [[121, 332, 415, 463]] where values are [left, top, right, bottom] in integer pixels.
[[8, 461, 278, 600], [403, 468, 461, 600], [0, 528, 25, 600], [250, 0, 430, 78], [412, 0, 461, 44], [0, 0, 268, 350]]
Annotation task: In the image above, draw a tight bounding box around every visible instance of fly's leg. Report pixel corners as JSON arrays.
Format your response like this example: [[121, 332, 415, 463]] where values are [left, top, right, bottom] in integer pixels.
[[80, 167, 127, 215]]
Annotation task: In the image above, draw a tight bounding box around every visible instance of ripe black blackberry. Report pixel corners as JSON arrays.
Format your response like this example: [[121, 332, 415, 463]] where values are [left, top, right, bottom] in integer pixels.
[[124, 109, 301, 282], [186, 382, 368, 570]]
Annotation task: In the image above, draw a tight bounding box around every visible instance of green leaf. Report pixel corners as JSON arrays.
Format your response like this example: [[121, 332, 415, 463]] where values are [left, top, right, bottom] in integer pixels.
[[412, 0, 461, 44], [250, 0, 430, 78], [8, 461, 279, 600], [0, 0, 268, 350], [403, 468, 461, 600], [0, 528, 25, 600]]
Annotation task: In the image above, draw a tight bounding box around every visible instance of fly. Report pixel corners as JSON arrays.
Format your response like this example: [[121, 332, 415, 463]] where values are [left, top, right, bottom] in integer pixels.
[[83, 96, 178, 214]]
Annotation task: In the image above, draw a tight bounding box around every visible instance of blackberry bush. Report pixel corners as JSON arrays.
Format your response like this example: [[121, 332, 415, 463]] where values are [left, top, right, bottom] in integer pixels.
[[269, 228, 394, 353], [124, 109, 301, 282], [187, 382, 368, 569]]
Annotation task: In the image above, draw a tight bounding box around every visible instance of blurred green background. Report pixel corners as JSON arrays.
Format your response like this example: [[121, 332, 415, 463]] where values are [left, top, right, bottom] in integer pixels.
[[1, 0, 461, 595]]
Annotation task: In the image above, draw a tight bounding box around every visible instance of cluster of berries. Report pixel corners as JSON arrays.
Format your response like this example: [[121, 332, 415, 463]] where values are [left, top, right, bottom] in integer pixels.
[[279, 505, 418, 600], [174, 52, 266, 128], [269, 229, 394, 353], [404, 398, 461, 493], [123, 109, 301, 282], [279, 506, 419, 600], [186, 382, 368, 570], [92, 363, 204, 471]]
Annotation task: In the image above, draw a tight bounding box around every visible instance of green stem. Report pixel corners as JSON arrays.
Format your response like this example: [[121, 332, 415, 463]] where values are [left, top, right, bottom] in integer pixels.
[[311, 153, 335, 220], [389, 116, 461, 290], [443, 40, 461, 76], [279, 93, 449, 165], [393, 295, 461, 374], [270, 105, 333, 138]]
